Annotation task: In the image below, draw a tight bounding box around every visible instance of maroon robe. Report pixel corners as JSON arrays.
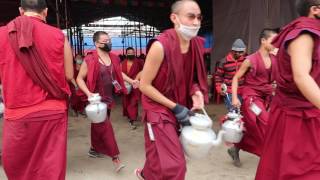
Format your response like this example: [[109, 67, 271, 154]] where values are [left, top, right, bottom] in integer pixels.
[[255, 17, 320, 180], [121, 58, 144, 121], [235, 51, 274, 156], [0, 15, 70, 180], [84, 50, 126, 157], [141, 29, 208, 180], [81, 50, 127, 101], [69, 67, 86, 113], [3, 110, 67, 180]]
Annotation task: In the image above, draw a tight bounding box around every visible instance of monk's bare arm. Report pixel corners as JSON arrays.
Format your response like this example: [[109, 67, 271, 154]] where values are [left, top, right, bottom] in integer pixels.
[[76, 61, 92, 97], [139, 41, 176, 109], [122, 72, 134, 84], [135, 60, 144, 80], [231, 59, 251, 106], [135, 72, 142, 80], [64, 38, 74, 81], [232, 60, 251, 95], [289, 33, 320, 109], [70, 78, 78, 89]]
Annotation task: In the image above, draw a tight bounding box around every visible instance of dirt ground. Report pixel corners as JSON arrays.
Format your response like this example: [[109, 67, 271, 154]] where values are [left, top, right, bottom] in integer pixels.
[[0, 98, 259, 180]]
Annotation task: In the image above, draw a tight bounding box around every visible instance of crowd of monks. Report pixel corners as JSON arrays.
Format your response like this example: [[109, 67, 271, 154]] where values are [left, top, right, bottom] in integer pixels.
[[0, 0, 320, 180]]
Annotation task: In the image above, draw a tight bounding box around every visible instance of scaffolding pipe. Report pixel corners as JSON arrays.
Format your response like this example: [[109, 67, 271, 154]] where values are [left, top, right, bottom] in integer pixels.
[[134, 21, 138, 56], [64, 0, 68, 29], [55, 0, 60, 28], [139, 21, 142, 55]]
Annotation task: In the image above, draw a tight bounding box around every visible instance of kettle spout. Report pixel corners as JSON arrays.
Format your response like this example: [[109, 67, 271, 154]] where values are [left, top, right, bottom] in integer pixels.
[[212, 130, 226, 146], [237, 122, 245, 133]]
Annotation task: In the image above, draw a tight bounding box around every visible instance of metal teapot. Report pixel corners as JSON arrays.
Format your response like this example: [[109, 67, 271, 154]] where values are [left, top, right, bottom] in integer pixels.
[[221, 109, 244, 143], [125, 82, 132, 94], [85, 93, 107, 123], [0, 102, 4, 115], [180, 108, 225, 159]]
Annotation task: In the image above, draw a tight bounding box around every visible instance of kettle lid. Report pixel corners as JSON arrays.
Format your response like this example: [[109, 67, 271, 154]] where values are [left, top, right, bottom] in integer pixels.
[[88, 93, 101, 102], [222, 119, 243, 131], [227, 111, 239, 119], [190, 113, 212, 129]]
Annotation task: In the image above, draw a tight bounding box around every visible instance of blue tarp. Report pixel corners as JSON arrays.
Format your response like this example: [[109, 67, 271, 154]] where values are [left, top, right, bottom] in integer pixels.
[[77, 33, 213, 52]]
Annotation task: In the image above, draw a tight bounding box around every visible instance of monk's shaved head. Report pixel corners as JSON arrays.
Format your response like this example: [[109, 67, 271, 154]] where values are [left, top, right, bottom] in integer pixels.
[[171, 0, 198, 14], [296, 0, 320, 16], [93, 31, 108, 43], [259, 28, 279, 40], [21, 0, 47, 13]]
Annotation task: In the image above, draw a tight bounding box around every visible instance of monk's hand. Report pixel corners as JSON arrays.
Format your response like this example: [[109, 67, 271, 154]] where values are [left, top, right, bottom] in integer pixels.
[[172, 104, 194, 127], [87, 92, 95, 98], [131, 80, 140, 89], [232, 97, 241, 108], [191, 91, 204, 111], [220, 83, 228, 96]]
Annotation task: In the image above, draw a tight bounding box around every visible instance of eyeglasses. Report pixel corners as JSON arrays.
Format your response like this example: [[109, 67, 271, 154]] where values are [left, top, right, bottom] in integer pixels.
[[178, 13, 203, 21]]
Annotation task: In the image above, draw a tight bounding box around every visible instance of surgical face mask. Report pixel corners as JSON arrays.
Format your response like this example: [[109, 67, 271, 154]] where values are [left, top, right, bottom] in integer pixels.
[[127, 54, 135, 60], [76, 59, 83, 65], [99, 43, 112, 52], [176, 17, 201, 41]]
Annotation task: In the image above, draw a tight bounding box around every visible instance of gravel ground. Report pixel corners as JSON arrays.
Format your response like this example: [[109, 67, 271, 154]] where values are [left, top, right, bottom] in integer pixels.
[[0, 99, 259, 180]]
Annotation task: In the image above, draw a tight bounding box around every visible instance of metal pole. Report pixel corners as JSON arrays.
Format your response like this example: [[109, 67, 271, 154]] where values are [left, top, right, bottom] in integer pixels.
[[130, 21, 133, 47], [139, 21, 142, 55], [69, 27, 73, 53], [125, 23, 128, 48], [145, 24, 148, 54], [76, 27, 79, 55], [64, 0, 68, 29], [55, 0, 61, 28], [134, 21, 138, 56], [122, 18, 125, 55]]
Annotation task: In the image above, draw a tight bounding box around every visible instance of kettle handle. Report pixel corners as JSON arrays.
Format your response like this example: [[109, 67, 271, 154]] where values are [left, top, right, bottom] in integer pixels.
[[201, 107, 212, 122]]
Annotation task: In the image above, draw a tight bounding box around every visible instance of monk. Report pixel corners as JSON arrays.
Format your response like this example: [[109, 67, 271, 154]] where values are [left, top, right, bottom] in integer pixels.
[[229, 28, 278, 167], [69, 54, 86, 115], [121, 47, 144, 129], [77, 31, 133, 173], [255, 0, 320, 179], [0, 0, 74, 179], [135, 0, 209, 179]]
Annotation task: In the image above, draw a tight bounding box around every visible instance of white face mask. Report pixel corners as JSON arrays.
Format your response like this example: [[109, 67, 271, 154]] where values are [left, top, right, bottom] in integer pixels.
[[176, 17, 200, 41], [76, 59, 83, 65]]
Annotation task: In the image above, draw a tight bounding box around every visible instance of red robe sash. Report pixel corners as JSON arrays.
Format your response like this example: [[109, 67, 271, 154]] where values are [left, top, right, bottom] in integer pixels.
[[7, 16, 69, 100]]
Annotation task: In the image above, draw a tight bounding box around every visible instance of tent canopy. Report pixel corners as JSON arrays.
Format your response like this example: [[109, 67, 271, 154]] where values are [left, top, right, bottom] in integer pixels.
[[1, 0, 300, 73], [0, 0, 212, 33]]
